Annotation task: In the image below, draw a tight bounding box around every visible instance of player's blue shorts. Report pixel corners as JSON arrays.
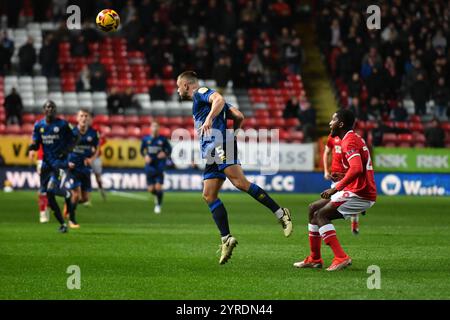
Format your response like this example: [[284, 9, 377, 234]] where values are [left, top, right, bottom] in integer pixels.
[[203, 139, 240, 180], [65, 169, 92, 192], [145, 165, 164, 186], [39, 162, 64, 193]]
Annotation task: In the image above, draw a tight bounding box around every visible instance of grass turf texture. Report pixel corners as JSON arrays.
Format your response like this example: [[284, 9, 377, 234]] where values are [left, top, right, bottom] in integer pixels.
[[0, 191, 449, 300]]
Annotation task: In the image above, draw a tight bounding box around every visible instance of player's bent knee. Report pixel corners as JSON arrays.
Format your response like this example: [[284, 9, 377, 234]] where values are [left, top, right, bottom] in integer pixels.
[[202, 193, 217, 204]]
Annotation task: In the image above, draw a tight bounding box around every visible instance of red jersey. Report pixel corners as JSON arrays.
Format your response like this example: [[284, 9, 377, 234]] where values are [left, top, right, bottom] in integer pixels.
[[335, 130, 377, 201], [326, 134, 345, 173]]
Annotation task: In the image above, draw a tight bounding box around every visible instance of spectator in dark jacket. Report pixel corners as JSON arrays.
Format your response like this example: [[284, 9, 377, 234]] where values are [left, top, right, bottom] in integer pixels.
[[18, 37, 36, 75], [90, 71, 107, 92], [4, 88, 23, 125], [425, 119, 445, 148], [212, 56, 231, 94], [0, 30, 14, 75], [121, 87, 140, 111], [149, 78, 168, 101], [298, 103, 316, 142], [410, 73, 430, 116], [391, 102, 409, 122], [71, 34, 89, 57], [39, 34, 59, 77], [107, 87, 124, 115], [347, 72, 362, 100], [432, 77, 449, 119], [283, 96, 300, 119]]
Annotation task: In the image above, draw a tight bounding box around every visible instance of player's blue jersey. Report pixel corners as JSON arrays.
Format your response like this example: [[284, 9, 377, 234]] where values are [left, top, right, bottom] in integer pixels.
[[32, 118, 78, 167], [140, 135, 172, 171], [68, 126, 99, 172], [192, 87, 234, 158]]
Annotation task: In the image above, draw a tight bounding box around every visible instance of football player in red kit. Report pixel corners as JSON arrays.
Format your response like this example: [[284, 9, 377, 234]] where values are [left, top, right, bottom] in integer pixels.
[[324, 134, 362, 235], [294, 109, 377, 271]]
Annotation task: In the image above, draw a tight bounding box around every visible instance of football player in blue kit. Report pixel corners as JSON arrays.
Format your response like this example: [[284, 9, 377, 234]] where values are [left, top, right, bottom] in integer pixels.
[[27, 101, 78, 233], [140, 121, 172, 214], [176, 71, 292, 265], [65, 109, 99, 228]]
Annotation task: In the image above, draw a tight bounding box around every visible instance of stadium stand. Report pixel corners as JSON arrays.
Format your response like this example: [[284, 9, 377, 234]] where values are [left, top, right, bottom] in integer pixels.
[[316, 0, 450, 148], [1, 0, 310, 143]]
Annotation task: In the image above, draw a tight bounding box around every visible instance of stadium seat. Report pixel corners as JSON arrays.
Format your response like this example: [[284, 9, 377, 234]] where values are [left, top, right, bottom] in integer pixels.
[[21, 123, 34, 135], [139, 116, 153, 126], [0, 124, 6, 134], [395, 122, 409, 130], [93, 115, 110, 126], [22, 113, 36, 124], [126, 126, 141, 138], [382, 133, 397, 145], [285, 118, 300, 127], [5, 124, 21, 134], [397, 133, 413, 147], [410, 122, 424, 132], [109, 115, 125, 125], [110, 125, 126, 137]]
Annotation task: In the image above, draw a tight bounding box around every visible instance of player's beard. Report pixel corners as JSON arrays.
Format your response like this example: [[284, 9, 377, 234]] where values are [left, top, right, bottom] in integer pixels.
[[330, 127, 338, 137]]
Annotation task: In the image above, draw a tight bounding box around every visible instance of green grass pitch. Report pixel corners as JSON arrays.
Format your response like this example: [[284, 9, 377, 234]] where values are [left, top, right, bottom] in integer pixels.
[[1, 191, 449, 300]]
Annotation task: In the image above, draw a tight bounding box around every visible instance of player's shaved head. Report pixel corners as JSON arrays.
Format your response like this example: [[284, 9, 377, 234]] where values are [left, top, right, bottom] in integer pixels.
[[43, 100, 57, 121], [177, 71, 199, 84]]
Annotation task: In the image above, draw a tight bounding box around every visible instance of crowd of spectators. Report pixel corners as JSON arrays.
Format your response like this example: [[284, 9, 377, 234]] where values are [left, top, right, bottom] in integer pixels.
[[1, 0, 304, 89], [317, 0, 450, 122]]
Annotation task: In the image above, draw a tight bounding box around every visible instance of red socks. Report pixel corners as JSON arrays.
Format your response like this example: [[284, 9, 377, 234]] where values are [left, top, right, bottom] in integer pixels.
[[308, 224, 322, 259], [38, 194, 48, 212], [319, 224, 348, 259]]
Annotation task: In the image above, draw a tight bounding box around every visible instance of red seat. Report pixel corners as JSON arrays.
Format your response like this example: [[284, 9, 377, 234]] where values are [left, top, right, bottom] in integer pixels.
[[139, 116, 153, 126], [67, 115, 78, 125], [288, 130, 304, 143], [109, 115, 125, 125], [22, 113, 36, 124], [410, 122, 424, 132], [412, 132, 426, 144], [182, 117, 194, 128], [126, 126, 141, 138], [155, 116, 169, 126], [397, 133, 413, 147], [141, 127, 152, 136], [365, 121, 377, 131], [278, 129, 289, 142], [409, 115, 421, 122], [355, 120, 366, 130], [254, 109, 269, 118], [159, 127, 171, 137], [21, 123, 34, 135], [169, 117, 184, 127], [272, 118, 285, 128], [99, 125, 111, 136], [126, 115, 140, 126], [0, 123, 6, 134], [110, 125, 126, 137], [243, 117, 257, 129], [93, 114, 110, 126], [395, 122, 409, 130], [382, 133, 397, 145], [5, 124, 21, 134], [285, 118, 300, 127], [256, 118, 271, 129], [441, 122, 450, 132]]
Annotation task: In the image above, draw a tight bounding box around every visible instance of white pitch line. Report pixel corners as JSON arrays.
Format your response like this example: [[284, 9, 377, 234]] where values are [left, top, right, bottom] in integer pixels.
[[108, 191, 149, 201]]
